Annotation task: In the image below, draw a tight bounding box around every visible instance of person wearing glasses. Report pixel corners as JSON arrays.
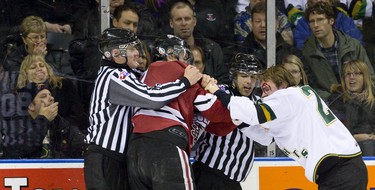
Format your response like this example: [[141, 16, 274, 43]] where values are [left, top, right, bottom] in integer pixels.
[[302, 1, 375, 100], [288, 0, 363, 49], [3, 16, 74, 75], [328, 60, 375, 156]]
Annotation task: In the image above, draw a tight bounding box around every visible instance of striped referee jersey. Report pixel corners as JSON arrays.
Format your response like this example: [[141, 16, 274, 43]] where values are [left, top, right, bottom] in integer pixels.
[[86, 60, 190, 154], [194, 85, 258, 182]]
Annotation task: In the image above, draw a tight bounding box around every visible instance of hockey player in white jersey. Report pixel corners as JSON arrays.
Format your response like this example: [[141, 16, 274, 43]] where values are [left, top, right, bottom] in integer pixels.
[[203, 65, 368, 189]]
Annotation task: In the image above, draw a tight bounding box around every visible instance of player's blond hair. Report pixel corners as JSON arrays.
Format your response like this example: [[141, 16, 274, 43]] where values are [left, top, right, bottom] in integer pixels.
[[260, 65, 298, 88]]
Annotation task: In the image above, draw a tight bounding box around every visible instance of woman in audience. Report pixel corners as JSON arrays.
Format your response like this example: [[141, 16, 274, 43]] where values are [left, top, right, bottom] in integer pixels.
[[328, 60, 375, 156], [16, 54, 87, 158], [281, 54, 308, 86], [3, 16, 73, 75]]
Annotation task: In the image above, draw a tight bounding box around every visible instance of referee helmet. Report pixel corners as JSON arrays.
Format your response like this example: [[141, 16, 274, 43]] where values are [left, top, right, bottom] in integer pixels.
[[98, 28, 143, 61]]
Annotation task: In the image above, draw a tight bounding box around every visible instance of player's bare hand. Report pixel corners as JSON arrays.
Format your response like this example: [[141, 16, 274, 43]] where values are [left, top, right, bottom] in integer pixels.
[[39, 102, 59, 121], [184, 65, 202, 85], [205, 82, 219, 93], [201, 74, 217, 87], [200, 74, 211, 88], [203, 75, 219, 93]]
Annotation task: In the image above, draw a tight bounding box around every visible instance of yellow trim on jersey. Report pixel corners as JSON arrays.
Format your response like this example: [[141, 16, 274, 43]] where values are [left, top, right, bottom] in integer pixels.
[[312, 152, 363, 183], [256, 103, 276, 123], [260, 104, 272, 121]]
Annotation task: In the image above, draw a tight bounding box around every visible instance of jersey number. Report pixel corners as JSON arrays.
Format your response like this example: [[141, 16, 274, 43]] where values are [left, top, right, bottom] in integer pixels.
[[301, 86, 336, 125]]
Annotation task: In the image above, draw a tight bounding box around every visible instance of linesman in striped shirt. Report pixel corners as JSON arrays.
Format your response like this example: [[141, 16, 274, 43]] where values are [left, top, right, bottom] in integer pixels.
[[84, 28, 202, 190], [193, 53, 263, 190]]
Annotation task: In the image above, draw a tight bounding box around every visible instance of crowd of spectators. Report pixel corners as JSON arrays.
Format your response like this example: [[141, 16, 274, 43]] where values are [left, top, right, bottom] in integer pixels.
[[0, 0, 374, 159]]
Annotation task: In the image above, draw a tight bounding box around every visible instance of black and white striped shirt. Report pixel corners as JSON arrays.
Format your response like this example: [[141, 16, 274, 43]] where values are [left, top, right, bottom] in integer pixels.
[[194, 85, 258, 182], [86, 61, 190, 154]]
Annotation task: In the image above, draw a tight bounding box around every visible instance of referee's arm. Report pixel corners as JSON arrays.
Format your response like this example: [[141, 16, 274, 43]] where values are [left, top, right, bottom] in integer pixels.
[[109, 73, 190, 109]]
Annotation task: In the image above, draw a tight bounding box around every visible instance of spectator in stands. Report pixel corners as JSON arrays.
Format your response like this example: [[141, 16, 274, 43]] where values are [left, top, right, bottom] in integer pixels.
[[16, 54, 87, 158], [285, 0, 373, 28], [169, 0, 230, 84], [234, 0, 293, 45], [187, 0, 236, 49], [191, 45, 205, 73], [239, 2, 300, 68], [136, 41, 151, 71], [193, 53, 263, 190], [3, 16, 74, 76], [281, 54, 308, 86], [328, 60, 375, 156], [287, 0, 363, 49], [302, 1, 375, 100], [1, 82, 68, 158]]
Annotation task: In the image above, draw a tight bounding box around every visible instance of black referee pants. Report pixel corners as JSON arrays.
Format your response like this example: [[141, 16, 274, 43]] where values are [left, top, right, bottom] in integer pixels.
[[193, 161, 242, 190], [84, 145, 129, 190]]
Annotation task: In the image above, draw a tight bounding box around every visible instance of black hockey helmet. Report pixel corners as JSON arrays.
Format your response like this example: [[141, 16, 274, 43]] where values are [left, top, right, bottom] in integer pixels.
[[98, 28, 143, 60], [152, 34, 193, 64], [229, 53, 263, 81]]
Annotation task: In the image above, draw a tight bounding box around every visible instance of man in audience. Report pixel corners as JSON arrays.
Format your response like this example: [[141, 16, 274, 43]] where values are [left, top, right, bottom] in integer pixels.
[[288, 0, 363, 49], [233, 0, 293, 45], [302, 1, 375, 100], [169, 0, 230, 84], [239, 2, 299, 68]]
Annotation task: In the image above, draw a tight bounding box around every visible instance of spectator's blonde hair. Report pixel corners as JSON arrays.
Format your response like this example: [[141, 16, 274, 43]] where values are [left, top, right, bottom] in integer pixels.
[[341, 60, 375, 108], [282, 54, 308, 85], [17, 55, 62, 89], [19, 16, 47, 37]]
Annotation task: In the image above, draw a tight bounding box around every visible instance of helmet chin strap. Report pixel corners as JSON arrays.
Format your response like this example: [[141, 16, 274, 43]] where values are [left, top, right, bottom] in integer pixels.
[[124, 57, 128, 66]]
